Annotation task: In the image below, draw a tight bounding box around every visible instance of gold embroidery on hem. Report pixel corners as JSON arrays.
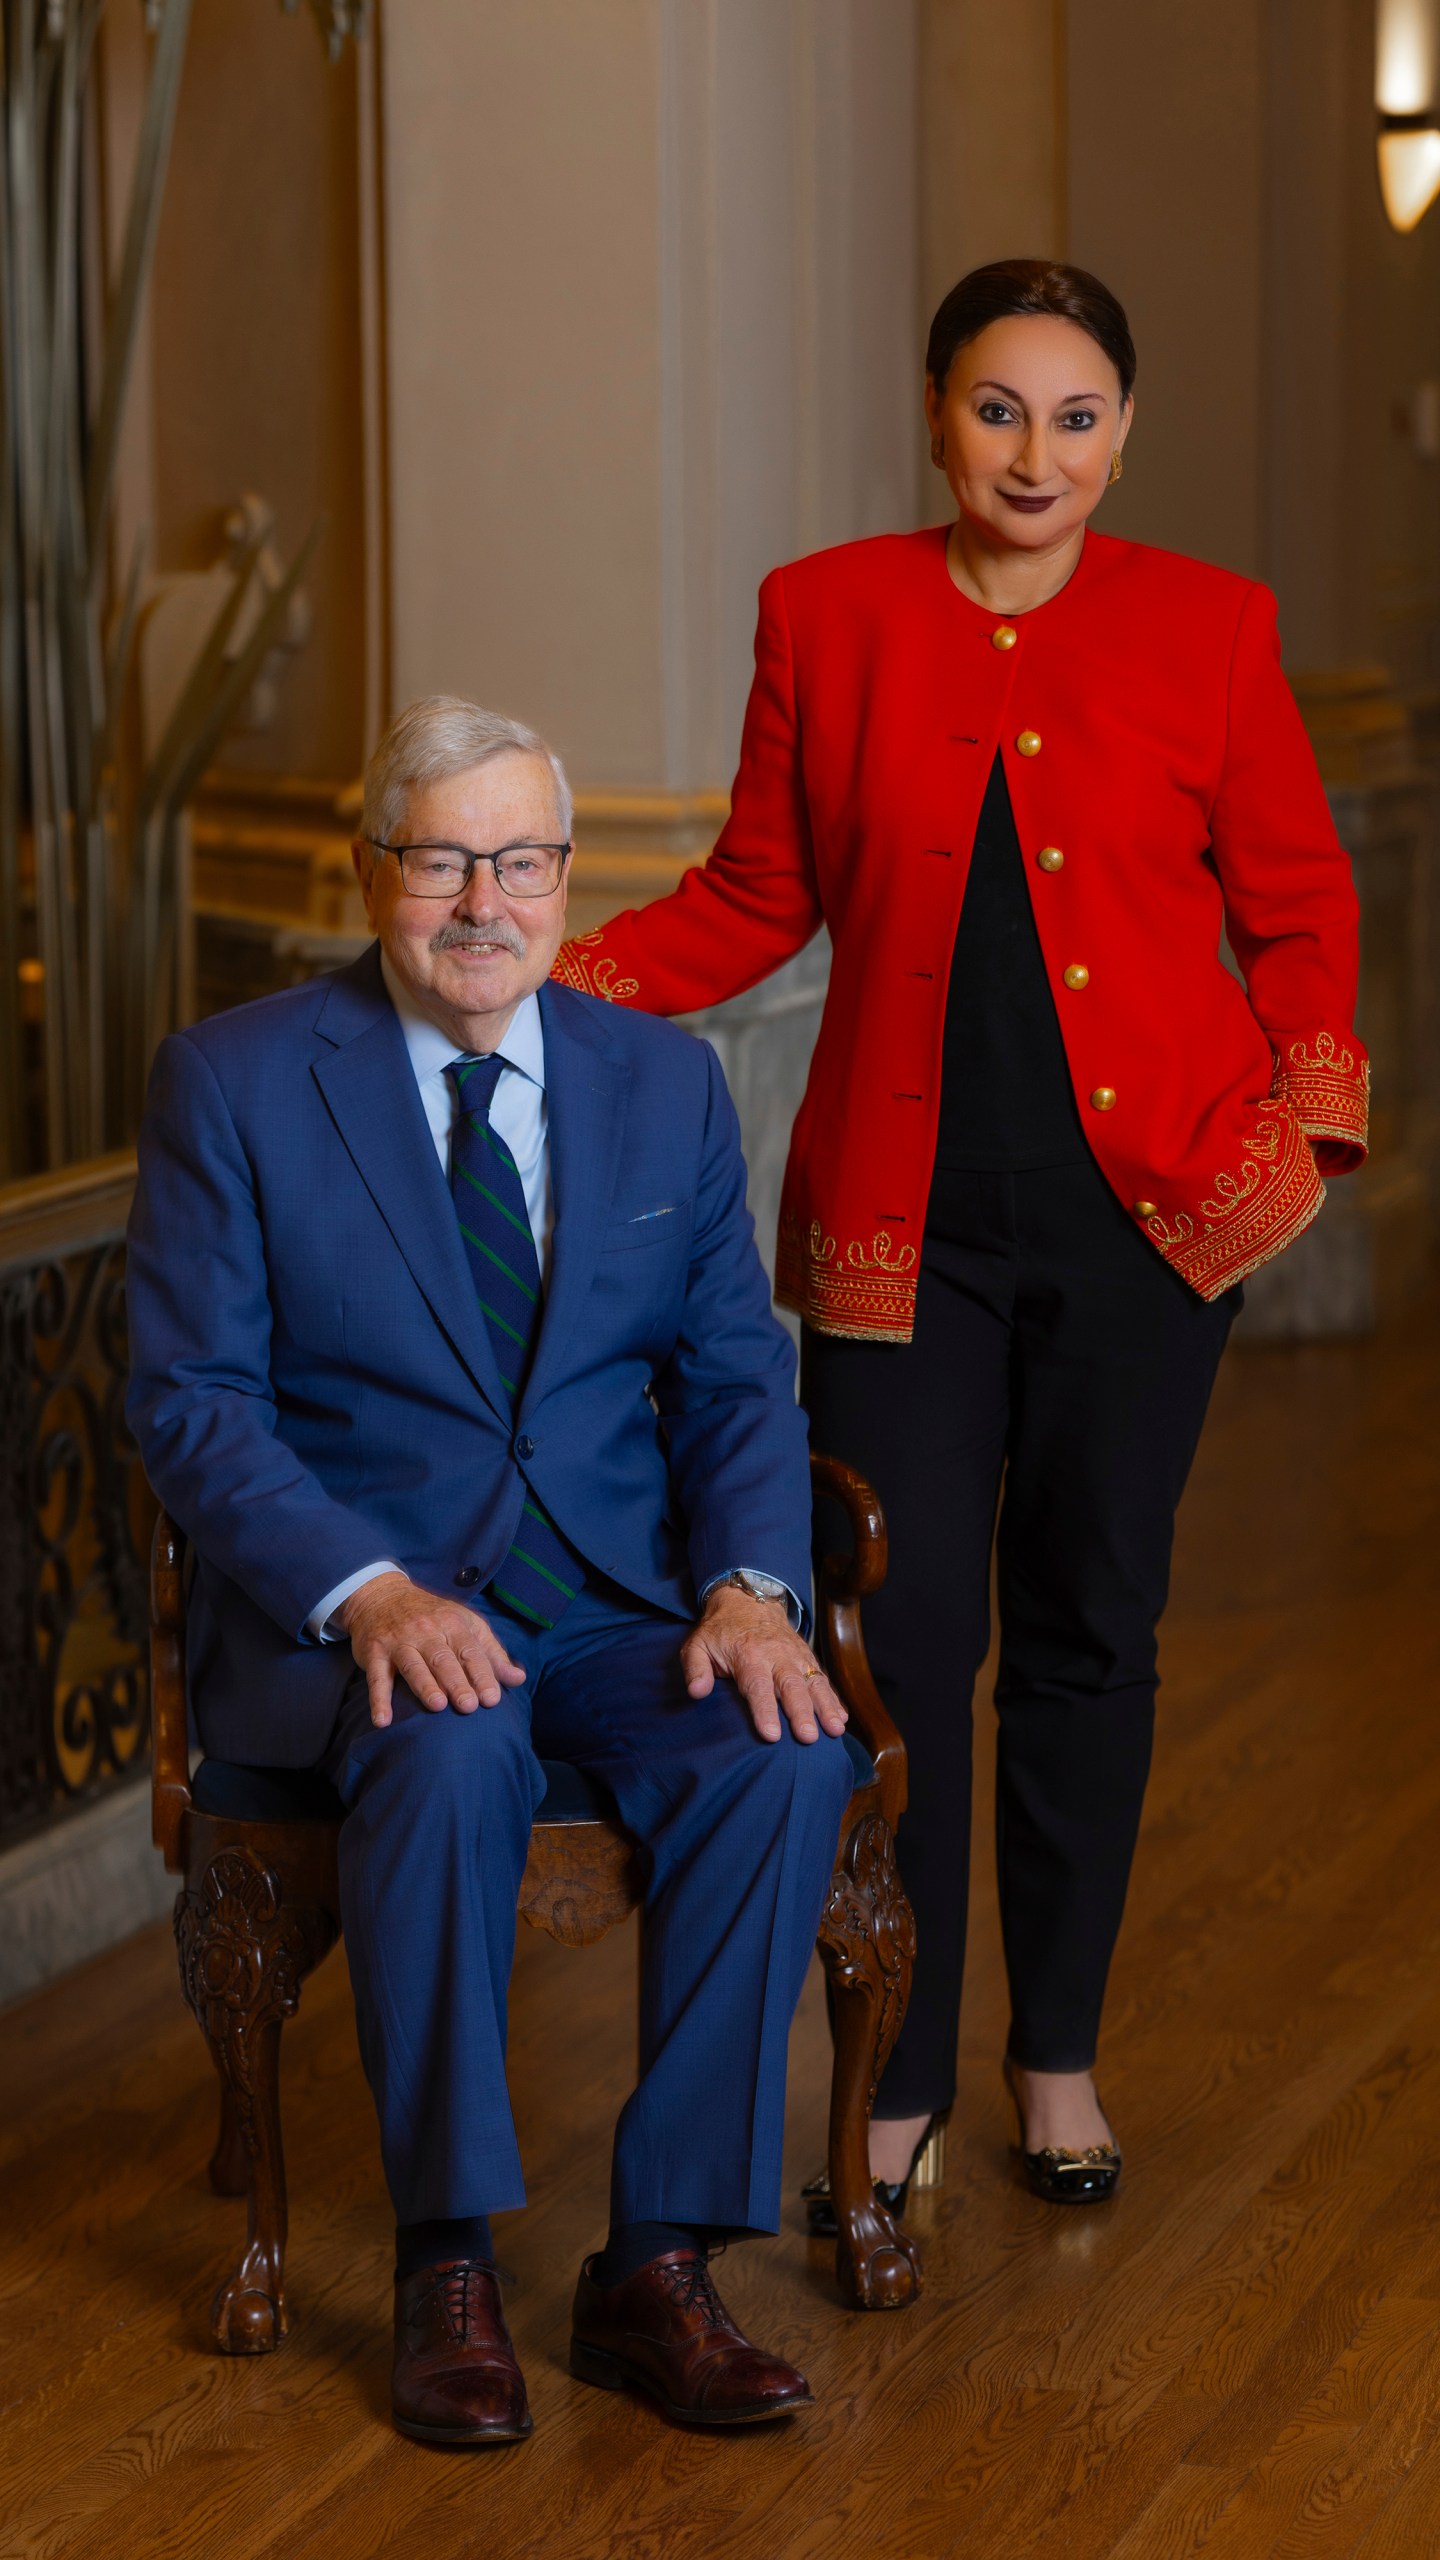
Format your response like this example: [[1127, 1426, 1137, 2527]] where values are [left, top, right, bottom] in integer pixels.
[[1148, 1098, 1325, 1300], [774, 1289, 915, 1345], [846, 1229, 917, 1275], [1178, 1175, 1325, 1300], [777, 1213, 918, 1341], [781, 1081, 1333, 1331]]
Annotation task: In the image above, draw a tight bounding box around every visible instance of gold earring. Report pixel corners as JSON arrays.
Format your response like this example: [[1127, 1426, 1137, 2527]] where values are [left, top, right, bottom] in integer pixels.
[[1108, 449, 1124, 486], [931, 436, 945, 467]]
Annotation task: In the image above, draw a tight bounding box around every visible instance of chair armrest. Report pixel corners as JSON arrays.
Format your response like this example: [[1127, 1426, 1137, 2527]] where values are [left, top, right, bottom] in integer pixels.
[[150, 1507, 192, 1871], [808, 1451, 907, 1832]]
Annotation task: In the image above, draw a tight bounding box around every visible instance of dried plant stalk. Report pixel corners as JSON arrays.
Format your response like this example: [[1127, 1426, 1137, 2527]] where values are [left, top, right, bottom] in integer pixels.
[[0, 0, 360, 1178]]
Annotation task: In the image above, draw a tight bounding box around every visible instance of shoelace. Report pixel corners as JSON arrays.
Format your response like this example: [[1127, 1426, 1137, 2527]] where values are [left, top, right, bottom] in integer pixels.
[[413, 2258, 496, 2345], [657, 2254, 729, 2326]]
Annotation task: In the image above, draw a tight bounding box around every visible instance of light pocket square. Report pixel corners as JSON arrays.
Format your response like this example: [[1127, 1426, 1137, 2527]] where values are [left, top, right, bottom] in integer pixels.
[[629, 1205, 677, 1223]]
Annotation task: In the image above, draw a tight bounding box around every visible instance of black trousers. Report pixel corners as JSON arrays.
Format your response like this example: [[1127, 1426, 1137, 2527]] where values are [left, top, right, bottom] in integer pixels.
[[802, 1155, 1239, 2112]]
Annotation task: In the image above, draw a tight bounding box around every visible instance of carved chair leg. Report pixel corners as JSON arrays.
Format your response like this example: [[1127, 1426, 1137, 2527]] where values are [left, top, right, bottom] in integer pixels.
[[816, 1811, 922, 2311], [208, 2084, 249, 2198], [174, 1848, 338, 2355]]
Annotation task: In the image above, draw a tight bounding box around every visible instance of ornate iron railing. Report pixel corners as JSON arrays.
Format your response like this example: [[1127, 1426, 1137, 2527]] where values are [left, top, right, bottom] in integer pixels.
[[0, 1154, 149, 1847]]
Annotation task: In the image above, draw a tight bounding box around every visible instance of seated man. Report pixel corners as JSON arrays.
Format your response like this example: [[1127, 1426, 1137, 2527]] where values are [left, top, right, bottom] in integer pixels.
[[125, 695, 853, 2446]]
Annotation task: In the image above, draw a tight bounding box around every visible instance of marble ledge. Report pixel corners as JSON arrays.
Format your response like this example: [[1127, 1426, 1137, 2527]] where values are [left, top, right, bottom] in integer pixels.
[[0, 1784, 174, 2009]]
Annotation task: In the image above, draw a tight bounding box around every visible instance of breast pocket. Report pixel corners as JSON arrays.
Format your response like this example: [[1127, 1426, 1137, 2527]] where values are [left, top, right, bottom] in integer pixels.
[[600, 1201, 693, 1253]]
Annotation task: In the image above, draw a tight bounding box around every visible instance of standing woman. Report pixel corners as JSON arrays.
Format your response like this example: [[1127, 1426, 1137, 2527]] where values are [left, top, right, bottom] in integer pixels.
[[554, 262, 1368, 2208]]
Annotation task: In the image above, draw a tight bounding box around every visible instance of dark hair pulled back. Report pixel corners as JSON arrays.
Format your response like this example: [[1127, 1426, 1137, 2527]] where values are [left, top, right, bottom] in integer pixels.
[[926, 258, 1136, 402]]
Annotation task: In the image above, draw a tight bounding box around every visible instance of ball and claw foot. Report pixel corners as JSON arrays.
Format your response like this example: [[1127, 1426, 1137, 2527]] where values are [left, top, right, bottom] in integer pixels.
[[211, 2245, 289, 2355], [836, 2200, 923, 2311]]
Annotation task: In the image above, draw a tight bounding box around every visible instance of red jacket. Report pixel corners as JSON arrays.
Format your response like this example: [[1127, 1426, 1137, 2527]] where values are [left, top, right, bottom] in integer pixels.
[[554, 527, 1368, 1341]]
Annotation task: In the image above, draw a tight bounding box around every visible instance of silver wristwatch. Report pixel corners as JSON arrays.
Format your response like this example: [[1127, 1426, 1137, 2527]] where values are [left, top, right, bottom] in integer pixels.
[[724, 1569, 791, 1607]]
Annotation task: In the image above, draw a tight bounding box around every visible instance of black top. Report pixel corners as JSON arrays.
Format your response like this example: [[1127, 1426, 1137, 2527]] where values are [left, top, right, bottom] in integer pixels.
[[934, 754, 1089, 1172]]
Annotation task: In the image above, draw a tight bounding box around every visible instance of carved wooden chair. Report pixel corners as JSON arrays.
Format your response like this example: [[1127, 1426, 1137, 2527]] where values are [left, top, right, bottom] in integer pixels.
[[150, 1453, 920, 2353]]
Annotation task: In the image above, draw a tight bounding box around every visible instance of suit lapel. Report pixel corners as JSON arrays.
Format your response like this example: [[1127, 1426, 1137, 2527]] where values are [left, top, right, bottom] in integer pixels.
[[311, 949, 511, 1420], [523, 983, 629, 1411]]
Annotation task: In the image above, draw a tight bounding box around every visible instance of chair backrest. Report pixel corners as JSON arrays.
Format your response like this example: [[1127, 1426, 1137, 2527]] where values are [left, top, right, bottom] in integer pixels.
[[150, 1513, 192, 1870], [808, 1451, 905, 1828]]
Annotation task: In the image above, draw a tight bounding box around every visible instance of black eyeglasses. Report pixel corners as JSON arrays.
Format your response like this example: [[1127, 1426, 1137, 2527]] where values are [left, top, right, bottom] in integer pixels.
[[362, 837, 572, 899]]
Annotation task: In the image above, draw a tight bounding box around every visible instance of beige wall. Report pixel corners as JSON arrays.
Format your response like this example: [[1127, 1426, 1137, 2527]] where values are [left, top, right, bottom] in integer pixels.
[[1261, 0, 1353, 669], [1067, 0, 1267, 578], [919, 0, 1272, 577], [383, 1, 666, 789], [146, 0, 368, 780], [381, 0, 919, 793], [919, 0, 1064, 297], [1320, 0, 1440, 695], [918, 0, 1064, 527], [131, 0, 1440, 783], [140, 0, 366, 778], [115, 0, 921, 801], [921, 0, 1440, 689], [1078, 0, 1440, 677]]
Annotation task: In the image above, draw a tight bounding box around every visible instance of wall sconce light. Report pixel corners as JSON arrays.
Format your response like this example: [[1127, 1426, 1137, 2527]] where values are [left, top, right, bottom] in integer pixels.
[[1377, 0, 1440, 230]]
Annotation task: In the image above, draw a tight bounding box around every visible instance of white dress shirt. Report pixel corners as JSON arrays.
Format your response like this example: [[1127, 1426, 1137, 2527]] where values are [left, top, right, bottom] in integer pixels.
[[306, 960, 799, 1639]]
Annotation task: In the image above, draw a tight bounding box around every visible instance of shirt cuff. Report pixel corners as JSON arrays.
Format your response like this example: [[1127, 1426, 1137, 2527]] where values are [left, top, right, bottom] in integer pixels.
[[698, 1570, 806, 1633], [306, 1561, 405, 1644]]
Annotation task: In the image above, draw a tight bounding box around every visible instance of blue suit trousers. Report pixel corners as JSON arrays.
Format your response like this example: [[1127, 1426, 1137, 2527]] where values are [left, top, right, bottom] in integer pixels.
[[316, 1581, 853, 2228]]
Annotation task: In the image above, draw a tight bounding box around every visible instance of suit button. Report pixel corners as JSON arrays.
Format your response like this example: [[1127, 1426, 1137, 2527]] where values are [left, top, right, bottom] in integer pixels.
[[1063, 964, 1090, 990], [515, 1434, 535, 1459], [1133, 1200, 1159, 1219], [992, 623, 1018, 650], [1090, 1087, 1117, 1112], [453, 1566, 481, 1589], [1037, 846, 1064, 871], [1016, 729, 1042, 756]]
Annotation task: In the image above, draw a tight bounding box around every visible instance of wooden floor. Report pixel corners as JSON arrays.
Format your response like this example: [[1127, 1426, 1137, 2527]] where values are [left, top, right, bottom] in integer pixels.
[[5, 1295, 1440, 2560]]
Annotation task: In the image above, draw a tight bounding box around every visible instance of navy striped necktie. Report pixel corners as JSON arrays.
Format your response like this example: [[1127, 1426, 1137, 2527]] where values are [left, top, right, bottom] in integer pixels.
[[447, 1053, 586, 1630]]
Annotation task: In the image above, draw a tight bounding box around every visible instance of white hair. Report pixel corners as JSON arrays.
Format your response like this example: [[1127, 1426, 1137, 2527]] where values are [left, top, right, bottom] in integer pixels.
[[361, 695, 574, 849]]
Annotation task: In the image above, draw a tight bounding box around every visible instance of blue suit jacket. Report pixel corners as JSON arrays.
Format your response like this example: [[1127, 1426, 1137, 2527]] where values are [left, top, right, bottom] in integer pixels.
[[125, 947, 811, 1765]]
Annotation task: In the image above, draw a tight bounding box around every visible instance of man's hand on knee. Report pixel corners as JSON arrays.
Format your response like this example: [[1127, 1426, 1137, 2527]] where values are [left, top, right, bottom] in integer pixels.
[[337, 1573, 527, 1728], [680, 1589, 848, 1746]]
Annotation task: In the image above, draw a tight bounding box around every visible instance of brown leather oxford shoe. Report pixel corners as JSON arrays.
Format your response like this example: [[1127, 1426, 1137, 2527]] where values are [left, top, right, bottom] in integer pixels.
[[569, 2249, 814, 2426], [392, 2258, 533, 2445]]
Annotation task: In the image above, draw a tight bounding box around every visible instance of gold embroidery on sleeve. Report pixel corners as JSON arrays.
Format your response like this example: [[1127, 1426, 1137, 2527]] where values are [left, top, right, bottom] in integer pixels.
[[1282, 1031, 1370, 1151], [551, 929, 640, 1003]]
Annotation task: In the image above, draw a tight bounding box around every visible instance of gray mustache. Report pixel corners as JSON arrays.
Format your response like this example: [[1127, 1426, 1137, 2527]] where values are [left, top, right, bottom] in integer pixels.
[[432, 918, 527, 959]]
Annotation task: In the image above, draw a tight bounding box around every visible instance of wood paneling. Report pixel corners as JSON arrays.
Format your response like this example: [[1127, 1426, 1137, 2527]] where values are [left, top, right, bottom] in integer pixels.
[[2, 1294, 1439, 2555]]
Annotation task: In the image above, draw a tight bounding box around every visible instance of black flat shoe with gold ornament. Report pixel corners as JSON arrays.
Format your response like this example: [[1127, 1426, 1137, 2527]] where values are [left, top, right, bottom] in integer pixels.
[[802, 2108, 951, 2239], [1003, 2056, 1121, 2205]]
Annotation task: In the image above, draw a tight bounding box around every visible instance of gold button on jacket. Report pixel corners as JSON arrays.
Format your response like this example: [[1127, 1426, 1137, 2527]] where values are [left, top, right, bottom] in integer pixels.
[[1016, 729, 1042, 757], [1090, 1086, 1117, 1112], [1133, 1200, 1159, 1219], [992, 624, 1018, 651], [1063, 964, 1090, 990], [1036, 845, 1065, 872]]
